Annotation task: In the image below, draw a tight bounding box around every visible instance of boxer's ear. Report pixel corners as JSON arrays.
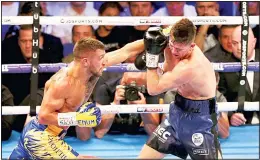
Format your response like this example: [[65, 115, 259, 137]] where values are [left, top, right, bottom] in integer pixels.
[[82, 58, 90, 67]]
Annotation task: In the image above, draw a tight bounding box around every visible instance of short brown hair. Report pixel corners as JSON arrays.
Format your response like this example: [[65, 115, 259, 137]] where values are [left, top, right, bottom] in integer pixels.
[[73, 37, 105, 58], [170, 18, 196, 44]]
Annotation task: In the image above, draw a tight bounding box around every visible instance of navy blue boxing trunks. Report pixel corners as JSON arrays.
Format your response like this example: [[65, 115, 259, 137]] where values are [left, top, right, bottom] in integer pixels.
[[147, 93, 222, 159], [9, 117, 79, 159]]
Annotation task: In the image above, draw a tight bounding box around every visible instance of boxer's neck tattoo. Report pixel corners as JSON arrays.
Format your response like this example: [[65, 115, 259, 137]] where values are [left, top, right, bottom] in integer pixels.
[[84, 76, 99, 102]]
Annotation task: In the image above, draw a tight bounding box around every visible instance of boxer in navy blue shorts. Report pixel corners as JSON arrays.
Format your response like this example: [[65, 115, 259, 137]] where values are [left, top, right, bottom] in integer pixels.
[[136, 18, 222, 159]]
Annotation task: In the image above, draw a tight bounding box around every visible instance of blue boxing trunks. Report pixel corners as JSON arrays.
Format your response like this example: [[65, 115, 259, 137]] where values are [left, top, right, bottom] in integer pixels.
[[147, 93, 222, 159], [9, 117, 79, 159]]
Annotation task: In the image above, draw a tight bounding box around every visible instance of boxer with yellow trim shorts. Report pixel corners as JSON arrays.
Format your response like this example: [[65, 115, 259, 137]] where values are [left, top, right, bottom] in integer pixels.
[[9, 37, 145, 159], [135, 18, 222, 159], [9, 102, 101, 159]]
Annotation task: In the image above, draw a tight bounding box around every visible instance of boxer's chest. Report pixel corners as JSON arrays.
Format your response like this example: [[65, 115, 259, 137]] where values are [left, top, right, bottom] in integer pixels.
[[65, 85, 86, 110]]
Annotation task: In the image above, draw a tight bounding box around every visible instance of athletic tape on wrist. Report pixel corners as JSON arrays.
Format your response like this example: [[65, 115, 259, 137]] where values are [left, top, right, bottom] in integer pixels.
[[58, 112, 77, 126], [146, 53, 159, 68]]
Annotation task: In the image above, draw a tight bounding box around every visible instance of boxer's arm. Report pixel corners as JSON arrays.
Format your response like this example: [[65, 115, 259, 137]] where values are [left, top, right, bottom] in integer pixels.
[[163, 47, 175, 72], [38, 81, 67, 126], [104, 39, 144, 67], [76, 126, 92, 141], [147, 62, 195, 95], [94, 102, 116, 139], [74, 76, 100, 139]]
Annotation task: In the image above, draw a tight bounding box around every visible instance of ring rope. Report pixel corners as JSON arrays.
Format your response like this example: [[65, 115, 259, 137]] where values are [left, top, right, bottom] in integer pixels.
[[2, 62, 259, 73], [2, 16, 259, 25], [2, 102, 259, 115]]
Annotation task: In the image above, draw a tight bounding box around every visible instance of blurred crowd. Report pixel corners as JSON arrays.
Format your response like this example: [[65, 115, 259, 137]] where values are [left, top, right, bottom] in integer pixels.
[[2, 2, 259, 141]]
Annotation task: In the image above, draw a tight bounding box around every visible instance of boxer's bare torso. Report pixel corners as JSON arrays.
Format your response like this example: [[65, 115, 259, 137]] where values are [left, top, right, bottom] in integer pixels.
[[38, 39, 145, 131], [40, 66, 98, 130], [164, 45, 216, 100]]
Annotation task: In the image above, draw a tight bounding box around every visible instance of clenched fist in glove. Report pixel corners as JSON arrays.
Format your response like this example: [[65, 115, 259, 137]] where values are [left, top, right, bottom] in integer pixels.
[[134, 52, 147, 70], [144, 27, 168, 69], [58, 102, 101, 127]]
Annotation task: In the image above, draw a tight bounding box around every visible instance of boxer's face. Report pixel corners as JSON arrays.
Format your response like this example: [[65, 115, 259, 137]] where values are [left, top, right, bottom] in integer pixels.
[[100, 7, 121, 31], [166, 2, 185, 16], [168, 40, 195, 58], [89, 49, 106, 77], [18, 29, 33, 60], [219, 27, 235, 53]]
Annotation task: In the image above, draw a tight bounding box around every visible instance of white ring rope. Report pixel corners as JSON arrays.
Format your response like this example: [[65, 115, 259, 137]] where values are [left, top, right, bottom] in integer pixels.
[[2, 16, 259, 25], [2, 102, 259, 115]]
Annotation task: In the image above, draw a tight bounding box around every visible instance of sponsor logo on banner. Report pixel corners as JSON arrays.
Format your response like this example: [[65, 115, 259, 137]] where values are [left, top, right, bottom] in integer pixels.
[[192, 148, 209, 155], [192, 133, 204, 146], [60, 19, 103, 24], [140, 19, 161, 24], [2, 65, 9, 72], [2, 18, 11, 23], [212, 63, 224, 71], [193, 19, 227, 24], [137, 107, 163, 113], [153, 125, 171, 143]]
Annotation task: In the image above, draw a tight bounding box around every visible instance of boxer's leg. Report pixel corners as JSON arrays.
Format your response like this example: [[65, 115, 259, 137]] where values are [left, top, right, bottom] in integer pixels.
[[180, 112, 222, 160], [9, 118, 36, 159], [138, 117, 188, 159], [22, 128, 79, 159], [138, 144, 166, 159], [9, 143, 30, 159]]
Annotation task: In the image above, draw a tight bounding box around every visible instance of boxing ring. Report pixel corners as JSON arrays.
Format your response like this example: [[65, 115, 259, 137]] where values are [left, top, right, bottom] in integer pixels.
[[2, 125, 259, 159], [1, 8, 260, 159]]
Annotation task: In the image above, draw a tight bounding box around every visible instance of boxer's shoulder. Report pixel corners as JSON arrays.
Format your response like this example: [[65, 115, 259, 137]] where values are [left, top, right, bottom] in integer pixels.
[[176, 59, 191, 69], [50, 68, 68, 82]]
